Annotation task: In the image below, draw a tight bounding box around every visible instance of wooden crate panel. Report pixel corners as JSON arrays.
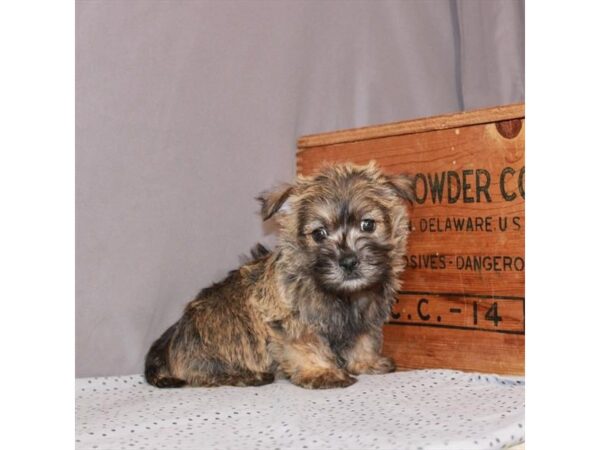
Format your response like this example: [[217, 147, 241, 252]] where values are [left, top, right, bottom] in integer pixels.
[[297, 104, 525, 375], [382, 326, 524, 375], [391, 292, 524, 333]]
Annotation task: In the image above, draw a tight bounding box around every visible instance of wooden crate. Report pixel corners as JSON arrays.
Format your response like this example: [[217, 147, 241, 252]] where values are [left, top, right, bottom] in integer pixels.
[[297, 104, 525, 375]]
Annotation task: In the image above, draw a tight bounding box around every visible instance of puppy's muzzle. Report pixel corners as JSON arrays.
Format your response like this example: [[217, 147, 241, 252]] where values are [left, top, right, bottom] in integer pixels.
[[339, 253, 359, 273]]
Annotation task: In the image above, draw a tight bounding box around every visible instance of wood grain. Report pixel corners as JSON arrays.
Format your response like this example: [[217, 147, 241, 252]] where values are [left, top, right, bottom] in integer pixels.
[[297, 104, 525, 375], [382, 326, 524, 375], [298, 103, 524, 149]]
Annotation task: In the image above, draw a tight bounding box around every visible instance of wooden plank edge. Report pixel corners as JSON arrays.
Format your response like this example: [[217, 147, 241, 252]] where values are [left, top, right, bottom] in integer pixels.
[[297, 103, 524, 150], [393, 364, 525, 377]]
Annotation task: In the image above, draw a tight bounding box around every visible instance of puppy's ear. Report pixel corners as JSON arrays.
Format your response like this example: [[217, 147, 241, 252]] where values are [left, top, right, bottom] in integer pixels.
[[256, 183, 294, 221], [385, 174, 415, 204]]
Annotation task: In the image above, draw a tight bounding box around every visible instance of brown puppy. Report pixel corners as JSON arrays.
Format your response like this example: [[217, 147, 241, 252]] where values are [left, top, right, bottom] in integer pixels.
[[145, 162, 413, 389]]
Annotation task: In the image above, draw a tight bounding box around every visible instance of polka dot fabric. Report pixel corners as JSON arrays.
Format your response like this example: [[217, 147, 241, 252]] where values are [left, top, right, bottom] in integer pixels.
[[75, 369, 524, 450]]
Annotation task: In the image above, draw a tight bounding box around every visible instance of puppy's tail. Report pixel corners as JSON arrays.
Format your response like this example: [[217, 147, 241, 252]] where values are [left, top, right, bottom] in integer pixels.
[[239, 243, 272, 266], [249, 243, 271, 260], [144, 323, 187, 388]]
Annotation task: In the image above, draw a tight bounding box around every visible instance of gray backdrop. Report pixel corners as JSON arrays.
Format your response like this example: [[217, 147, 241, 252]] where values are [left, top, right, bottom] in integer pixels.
[[76, 0, 524, 377]]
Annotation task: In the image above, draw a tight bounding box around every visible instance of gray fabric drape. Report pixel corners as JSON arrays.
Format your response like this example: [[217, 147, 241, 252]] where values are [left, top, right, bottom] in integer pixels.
[[76, 0, 524, 377]]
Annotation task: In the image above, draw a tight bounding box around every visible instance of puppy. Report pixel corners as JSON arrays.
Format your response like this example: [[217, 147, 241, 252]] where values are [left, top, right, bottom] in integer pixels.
[[145, 162, 413, 389]]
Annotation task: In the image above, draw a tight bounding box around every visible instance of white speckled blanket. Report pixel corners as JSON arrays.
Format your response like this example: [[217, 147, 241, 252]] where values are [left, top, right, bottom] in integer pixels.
[[75, 369, 524, 450]]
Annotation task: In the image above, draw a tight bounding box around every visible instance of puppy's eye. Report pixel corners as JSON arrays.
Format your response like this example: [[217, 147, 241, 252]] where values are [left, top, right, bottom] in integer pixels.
[[360, 219, 376, 232], [311, 227, 328, 242]]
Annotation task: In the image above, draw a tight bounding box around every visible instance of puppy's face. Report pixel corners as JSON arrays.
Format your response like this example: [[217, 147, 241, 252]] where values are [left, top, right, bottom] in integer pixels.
[[259, 162, 413, 294], [298, 188, 395, 293]]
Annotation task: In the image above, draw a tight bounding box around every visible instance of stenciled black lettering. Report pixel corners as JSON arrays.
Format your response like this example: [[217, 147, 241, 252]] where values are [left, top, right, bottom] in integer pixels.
[[493, 256, 502, 271], [454, 255, 525, 272], [453, 217, 465, 231], [512, 216, 521, 231], [447, 171, 461, 204], [427, 172, 446, 204], [514, 257, 525, 271], [475, 169, 492, 202], [518, 167, 525, 199], [445, 218, 453, 231], [404, 254, 448, 270], [466, 217, 474, 232], [417, 298, 431, 321], [428, 218, 438, 232], [485, 216, 493, 232], [500, 167, 517, 201], [414, 173, 428, 204], [475, 216, 484, 231], [462, 169, 475, 203], [484, 302, 503, 327], [499, 216, 508, 232]]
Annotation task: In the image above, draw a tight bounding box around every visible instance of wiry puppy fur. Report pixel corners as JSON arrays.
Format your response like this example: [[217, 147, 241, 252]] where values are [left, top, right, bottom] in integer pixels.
[[145, 162, 414, 389]]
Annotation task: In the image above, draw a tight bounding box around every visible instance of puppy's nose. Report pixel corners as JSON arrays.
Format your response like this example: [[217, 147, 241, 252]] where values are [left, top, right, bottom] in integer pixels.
[[339, 254, 359, 272]]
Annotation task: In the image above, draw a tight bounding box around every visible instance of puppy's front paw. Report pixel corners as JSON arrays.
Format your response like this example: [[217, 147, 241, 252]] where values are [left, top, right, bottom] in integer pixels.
[[348, 356, 396, 375], [371, 356, 396, 374], [294, 370, 357, 389], [242, 372, 275, 386]]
